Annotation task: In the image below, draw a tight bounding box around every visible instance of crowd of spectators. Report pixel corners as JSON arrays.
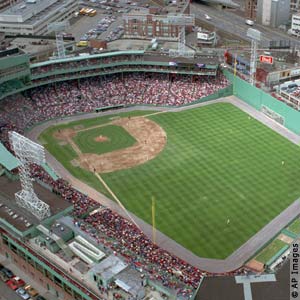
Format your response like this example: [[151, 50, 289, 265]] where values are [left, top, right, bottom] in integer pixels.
[[0, 71, 239, 299], [0, 72, 229, 143]]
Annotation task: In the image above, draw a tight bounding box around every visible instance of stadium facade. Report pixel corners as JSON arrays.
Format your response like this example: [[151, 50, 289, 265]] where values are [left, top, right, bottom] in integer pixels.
[[0, 48, 220, 100]]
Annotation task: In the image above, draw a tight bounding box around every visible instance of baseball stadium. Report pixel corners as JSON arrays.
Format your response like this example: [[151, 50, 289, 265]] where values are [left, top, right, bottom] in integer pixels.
[[1, 48, 300, 300]]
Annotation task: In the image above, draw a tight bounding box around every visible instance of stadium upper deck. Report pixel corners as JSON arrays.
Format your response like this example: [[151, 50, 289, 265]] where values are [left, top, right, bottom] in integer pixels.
[[0, 49, 220, 100]]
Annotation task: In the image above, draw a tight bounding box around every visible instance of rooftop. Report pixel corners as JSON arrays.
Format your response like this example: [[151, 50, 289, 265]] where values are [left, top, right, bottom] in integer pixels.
[[115, 268, 144, 297], [91, 255, 127, 280], [0, 47, 24, 59], [0, 142, 20, 171], [0, 0, 57, 20], [0, 176, 71, 232], [0, 0, 75, 25]]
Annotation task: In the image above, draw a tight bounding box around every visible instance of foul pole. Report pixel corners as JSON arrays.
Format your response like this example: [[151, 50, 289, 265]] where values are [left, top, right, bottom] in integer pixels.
[[152, 197, 156, 244]]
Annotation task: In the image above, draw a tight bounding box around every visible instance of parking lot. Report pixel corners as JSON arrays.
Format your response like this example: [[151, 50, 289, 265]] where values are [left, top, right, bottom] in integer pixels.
[[68, 0, 156, 47], [69, 13, 108, 41], [69, 12, 124, 43], [0, 254, 56, 300]]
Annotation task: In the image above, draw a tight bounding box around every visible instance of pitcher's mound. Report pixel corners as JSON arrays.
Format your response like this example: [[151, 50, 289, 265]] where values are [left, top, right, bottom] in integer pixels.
[[94, 135, 109, 142]]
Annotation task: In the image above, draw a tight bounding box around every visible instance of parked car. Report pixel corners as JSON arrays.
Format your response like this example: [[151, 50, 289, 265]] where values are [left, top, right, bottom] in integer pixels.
[[245, 19, 254, 26], [24, 284, 39, 297], [6, 276, 25, 290], [0, 270, 9, 282], [16, 287, 31, 300], [36, 296, 47, 300], [1, 267, 14, 279]]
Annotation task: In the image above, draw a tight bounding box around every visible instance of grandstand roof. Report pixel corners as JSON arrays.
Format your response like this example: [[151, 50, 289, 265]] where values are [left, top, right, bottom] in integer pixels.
[[0, 142, 20, 171], [143, 54, 219, 68], [29, 50, 219, 70], [30, 50, 145, 68]]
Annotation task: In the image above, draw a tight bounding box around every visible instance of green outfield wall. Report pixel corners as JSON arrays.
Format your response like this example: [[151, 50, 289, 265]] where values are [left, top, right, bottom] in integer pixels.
[[223, 70, 300, 135]]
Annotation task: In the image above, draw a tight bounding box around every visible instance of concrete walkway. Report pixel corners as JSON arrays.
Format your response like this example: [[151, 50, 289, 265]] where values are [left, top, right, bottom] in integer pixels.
[[235, 274, 276, 300], [26, 96, 300, 273]]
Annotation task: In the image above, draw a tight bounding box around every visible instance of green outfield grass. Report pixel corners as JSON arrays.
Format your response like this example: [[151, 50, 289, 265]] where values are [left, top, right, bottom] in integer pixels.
[[255, 239, 287, 264], [287, 219, 300, 235], [40, 103, 300, 259], [73, 125, 136, 155]]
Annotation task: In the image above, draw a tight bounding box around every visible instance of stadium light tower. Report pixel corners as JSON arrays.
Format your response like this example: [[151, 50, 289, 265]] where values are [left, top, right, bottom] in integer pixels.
[[247, 28, 261, 86], [168, 14, 195, 58], [47, 21, 70, 59], [9, 131, 51, 220]]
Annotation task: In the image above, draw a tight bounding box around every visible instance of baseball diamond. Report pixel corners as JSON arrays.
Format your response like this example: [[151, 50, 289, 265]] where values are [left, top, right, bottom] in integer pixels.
[[39, 102, 300, 259]]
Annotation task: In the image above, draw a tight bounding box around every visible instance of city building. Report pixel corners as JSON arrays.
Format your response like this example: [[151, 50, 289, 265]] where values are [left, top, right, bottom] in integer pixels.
[[197, 28, 216, 45], [0, 0, 78, 35], [123, 14, 181, 40], [0, 0, 10, 11], [256, 0, 290, 27], [245, 0, 257, 19], [291, 12, 300, 36], [123, 1, 192, 40], [290, 0, 300, 12]]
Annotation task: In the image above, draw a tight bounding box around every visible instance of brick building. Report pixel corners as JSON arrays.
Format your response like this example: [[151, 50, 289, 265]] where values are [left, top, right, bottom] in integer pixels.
[[245, 0, 257, 19], [123, 14, 181, 40], [0, 0, 10, 10]]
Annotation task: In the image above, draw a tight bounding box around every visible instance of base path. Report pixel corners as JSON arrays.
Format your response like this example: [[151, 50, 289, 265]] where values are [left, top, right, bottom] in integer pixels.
[[53, 116, 167, 173], [78, 117, 166, 173], [26, 96, 300, 273]]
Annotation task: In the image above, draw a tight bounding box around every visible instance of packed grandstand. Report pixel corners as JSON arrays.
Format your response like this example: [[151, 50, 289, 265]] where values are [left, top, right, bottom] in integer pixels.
[[0, 72, 229, 147]]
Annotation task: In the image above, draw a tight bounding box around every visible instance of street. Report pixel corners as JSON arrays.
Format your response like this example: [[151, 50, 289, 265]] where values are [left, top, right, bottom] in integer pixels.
[[0, 279, 23, 300], [192, 2, 300, 45]]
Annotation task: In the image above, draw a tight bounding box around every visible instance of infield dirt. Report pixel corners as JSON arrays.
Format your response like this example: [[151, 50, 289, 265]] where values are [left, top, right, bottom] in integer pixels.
[[53, 116, 167, 173]]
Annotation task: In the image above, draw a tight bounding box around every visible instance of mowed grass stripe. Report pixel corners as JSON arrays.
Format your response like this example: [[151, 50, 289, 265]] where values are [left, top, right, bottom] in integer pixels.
[[101, 103, 300, 259], [287, 219, 300, 234]]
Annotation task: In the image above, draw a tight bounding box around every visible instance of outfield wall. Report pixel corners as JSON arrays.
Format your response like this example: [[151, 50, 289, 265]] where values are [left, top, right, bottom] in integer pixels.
[[223, 70, 300, 135]]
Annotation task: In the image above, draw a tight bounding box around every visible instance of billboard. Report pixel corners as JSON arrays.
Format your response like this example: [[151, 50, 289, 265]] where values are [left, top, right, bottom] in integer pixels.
[[291, 68, 300, 76], [259, 55, 273, 64]]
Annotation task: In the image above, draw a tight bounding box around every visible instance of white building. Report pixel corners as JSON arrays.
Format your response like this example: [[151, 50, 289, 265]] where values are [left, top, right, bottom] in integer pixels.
[[291, 13, 300, 36], [0, 0, 78, 35], [257, 0, 290, 27], [197, 28, 216, 45]]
